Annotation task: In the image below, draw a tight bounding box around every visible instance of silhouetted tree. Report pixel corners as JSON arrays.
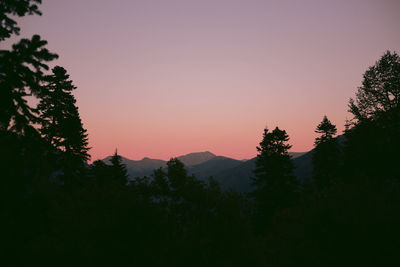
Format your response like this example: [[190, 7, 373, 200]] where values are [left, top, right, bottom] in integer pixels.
[[314, 115, 337, 145], [251, 127, 298, 225], [0, 35, 58, 133], [348, 50, 400, 123], [0, 1, 61, 195], [345, 51, 400, 182], [110, 149, 128, 186], [167, 157, 188, 192], [90, 160, 112, 187], [0, 0, 42, 41], [312, 116, 340, 192], [38, 66, 90, 162]]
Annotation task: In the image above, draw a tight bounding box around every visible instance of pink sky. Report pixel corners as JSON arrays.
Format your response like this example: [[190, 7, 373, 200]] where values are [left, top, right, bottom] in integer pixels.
[[4, 0, 400, 161]]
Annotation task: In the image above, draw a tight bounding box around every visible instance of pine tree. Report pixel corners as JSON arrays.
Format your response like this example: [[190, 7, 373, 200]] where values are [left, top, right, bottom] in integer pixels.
[[251, 127, 298, 220], [312, 116, 340, 192], [0, 0, 42, 41], [38, 66, 90, 162], [110, 149, 128, 186], [0, 35, 58, 133], [314, 116, 337, 145]]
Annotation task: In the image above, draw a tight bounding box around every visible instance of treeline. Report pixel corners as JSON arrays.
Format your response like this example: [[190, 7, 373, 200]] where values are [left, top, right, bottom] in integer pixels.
[[1, 1, 400, 266]]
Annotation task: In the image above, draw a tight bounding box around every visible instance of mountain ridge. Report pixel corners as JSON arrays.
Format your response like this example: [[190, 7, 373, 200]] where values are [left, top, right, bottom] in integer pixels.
[[102, 151, 309, 191], [103, 151, 311, 187]]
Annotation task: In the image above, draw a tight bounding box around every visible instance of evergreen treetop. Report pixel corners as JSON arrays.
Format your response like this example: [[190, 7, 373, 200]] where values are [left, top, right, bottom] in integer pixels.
[[252, 127, 297, 208], [0, 0, 42, 41], [38, 66, 90, 162], [0, 35, 58, 133], [314, 115, 337, 146], [313, 116, 340, 192], [110, 149, 128, 185]]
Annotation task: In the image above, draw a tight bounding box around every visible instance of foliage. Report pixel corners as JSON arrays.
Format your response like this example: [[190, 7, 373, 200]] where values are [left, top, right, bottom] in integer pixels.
[[109, 149, 128, 186], [314, 115, 337, 145], [38, 66, 90, 162], [349, 51, 400, 123], [0, 35, 58, 133], [251, 127, 298, 226], [0, 0, 42, 41], [345, 51, 400, 183], [312, 116, 340, 191]]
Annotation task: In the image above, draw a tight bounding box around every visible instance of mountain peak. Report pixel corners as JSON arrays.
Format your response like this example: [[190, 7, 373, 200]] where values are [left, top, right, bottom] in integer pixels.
[[177, 151, 216, 166]]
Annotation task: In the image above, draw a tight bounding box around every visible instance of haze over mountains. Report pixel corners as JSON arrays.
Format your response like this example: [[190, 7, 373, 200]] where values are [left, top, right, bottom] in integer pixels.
[[104, 151, 310, 192]]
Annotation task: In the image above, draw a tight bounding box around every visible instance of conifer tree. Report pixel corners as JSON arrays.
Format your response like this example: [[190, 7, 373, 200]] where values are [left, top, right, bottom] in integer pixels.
[[0, 35, 58, 133], [312, 116, 340, 192], [251, 127, 297, 219], [38, 66, 90, 162], [314, 116, 337, 145], [110, 149, 128, 186], [0, 0, 42, 41]]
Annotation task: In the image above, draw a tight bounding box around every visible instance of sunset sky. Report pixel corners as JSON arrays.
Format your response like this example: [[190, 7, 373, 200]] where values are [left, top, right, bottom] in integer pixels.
[[4, 0, 400, 161]]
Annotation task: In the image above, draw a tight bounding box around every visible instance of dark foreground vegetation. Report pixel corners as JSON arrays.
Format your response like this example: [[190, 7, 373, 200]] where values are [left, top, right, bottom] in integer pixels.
[[1, 1, 400, 266]]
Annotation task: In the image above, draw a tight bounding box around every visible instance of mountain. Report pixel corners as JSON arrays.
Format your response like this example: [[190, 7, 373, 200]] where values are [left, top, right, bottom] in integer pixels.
[[210, 152, 310, 192], [213, 157, 257, 192], [177, 151, 216, 166], [102, 151, 217, 178], [103, 156, 166, 178], [292, 150, 313, 184], [101, 151, 312, 192], [187, 156, 243, 180], [289, 152, 307, 159]]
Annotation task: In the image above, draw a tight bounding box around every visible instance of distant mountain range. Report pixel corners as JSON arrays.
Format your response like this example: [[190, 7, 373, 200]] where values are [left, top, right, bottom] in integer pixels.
[[103, 151, 312, 192]]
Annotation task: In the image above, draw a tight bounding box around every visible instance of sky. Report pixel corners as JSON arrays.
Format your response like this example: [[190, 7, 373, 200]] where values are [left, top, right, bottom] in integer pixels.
[[3, 0, 400, 161]]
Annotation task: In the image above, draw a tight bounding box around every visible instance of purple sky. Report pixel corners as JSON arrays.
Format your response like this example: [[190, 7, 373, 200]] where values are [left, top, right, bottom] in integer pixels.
[[4, 0, 400, 160]]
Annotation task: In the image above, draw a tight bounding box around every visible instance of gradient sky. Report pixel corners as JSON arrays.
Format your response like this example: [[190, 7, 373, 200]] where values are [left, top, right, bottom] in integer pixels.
[[3, 0, 400, 161]]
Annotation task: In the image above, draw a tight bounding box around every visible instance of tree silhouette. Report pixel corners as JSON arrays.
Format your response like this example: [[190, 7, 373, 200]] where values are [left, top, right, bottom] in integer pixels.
[[312, 116, 340, 192], [0, 1, 57, 133], [348, 51, 400, 123], [345, 51, 400, 182], [38, 66, 90, 162], [0, 35, 58, 133], [314, 115, 337, 145], [251, 127, 298, 224], [0, 0, 42, 41], [90, 160, 112, 187], [167, 157, 188, 192], [110, 149, 128, 186]]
